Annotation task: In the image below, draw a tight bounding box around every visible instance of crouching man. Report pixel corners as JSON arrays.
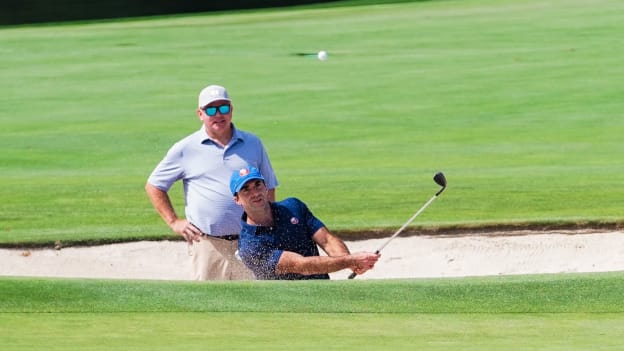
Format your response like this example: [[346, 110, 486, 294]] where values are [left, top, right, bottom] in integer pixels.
[[230, 165, 380, 280]]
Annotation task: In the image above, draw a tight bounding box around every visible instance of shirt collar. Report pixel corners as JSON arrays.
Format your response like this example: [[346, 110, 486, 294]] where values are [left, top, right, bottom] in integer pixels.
[[199, 123, 243, 145]]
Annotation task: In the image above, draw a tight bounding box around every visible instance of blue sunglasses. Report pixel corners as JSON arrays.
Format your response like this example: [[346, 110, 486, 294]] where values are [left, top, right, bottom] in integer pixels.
[[204, 104, 231, 116]]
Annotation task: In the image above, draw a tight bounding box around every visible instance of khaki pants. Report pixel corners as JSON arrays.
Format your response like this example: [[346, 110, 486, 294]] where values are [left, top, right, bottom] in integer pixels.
[[190, 236, 255, 280]]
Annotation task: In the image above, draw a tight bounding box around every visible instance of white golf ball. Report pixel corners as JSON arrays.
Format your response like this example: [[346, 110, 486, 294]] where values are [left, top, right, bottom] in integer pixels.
[[317, 50, 328, 61]]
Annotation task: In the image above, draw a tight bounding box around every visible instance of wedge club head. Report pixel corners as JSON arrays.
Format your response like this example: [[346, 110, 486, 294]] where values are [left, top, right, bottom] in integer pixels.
[[433, 172, 447, 196]]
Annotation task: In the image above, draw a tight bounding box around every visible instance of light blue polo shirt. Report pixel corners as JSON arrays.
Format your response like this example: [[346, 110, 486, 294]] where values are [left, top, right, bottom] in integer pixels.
[[147, 124, 278, 236]]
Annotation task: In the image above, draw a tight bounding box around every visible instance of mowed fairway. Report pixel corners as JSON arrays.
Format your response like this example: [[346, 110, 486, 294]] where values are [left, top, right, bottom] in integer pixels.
[[3, 312, 622, 350], [1, 0, 623, 246], [2, 273, 624, 350], [1, 0, 624, 350]]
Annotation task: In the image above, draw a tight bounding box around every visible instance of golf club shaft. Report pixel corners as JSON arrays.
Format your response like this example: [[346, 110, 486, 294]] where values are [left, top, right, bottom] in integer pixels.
[[348, 193, 441, 280]]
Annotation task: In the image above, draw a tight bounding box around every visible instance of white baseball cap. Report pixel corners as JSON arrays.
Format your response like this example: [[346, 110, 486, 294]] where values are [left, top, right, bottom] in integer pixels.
[[198, 85, 231, 108]]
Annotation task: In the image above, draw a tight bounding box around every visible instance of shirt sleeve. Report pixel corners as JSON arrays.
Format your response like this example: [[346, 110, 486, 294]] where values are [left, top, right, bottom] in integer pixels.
[[298, 199, 325, 235], [257, 141, 279, 191], [146, 141, 185, 191]]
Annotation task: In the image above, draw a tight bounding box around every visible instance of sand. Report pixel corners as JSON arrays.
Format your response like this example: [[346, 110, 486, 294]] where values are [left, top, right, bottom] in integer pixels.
[[1, 230, 623, 280]]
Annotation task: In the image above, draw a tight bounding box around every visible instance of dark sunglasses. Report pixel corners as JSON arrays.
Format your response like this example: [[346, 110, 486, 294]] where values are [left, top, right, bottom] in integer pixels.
[[203, 104, 231, 116]]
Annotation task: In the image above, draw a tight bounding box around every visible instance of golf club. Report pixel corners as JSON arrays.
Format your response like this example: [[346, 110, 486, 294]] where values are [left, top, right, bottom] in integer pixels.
[[348, 172, 447, 279]]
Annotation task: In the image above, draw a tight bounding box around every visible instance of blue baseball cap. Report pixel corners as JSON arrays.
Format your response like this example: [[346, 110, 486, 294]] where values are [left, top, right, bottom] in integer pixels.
[[230, 166, 265, 195]]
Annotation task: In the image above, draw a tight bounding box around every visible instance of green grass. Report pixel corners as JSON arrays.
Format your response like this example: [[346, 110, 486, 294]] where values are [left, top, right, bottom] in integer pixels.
[[2, 312, 622, 351], [2, 273, 624, 350], [3, 273, 624, 313], [1, 0, 623, 246], [2, 3, 623, 349]]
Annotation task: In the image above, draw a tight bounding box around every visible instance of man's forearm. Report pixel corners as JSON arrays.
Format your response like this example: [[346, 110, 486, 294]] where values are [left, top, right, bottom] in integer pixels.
[[313, 227, 350, 257], [277, 253, 353, 276], [145, 183, 178, 225]]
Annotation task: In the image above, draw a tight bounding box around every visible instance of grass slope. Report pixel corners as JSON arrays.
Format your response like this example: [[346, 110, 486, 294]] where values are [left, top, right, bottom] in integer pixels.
[[1, 0, 623, 246], [2, 274, 624, 350], [2, 273, 624, 313]]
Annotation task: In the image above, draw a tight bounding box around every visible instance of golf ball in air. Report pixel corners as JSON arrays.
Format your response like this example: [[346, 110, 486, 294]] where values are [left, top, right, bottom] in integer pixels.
[[317, 50, 328, 61]]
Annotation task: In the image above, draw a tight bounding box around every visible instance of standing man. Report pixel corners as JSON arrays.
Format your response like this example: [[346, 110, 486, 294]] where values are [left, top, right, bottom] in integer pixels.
[[230, 165, 380, 280], [145, 85, 279, 280]]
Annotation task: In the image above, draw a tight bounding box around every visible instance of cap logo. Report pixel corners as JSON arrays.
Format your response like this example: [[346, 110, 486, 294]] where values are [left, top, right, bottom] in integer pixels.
[[209, 89, 221, 97], [239, 168, 250, 176], [290, 217, 299, 225]]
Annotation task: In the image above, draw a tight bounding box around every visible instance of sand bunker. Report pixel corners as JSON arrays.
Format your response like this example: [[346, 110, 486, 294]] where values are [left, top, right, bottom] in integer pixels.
[[1, 230, 623, 280]]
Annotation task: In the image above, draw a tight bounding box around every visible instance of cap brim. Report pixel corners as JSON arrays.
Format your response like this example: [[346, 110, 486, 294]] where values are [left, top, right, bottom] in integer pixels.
[[233, 176, 264, 195]]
